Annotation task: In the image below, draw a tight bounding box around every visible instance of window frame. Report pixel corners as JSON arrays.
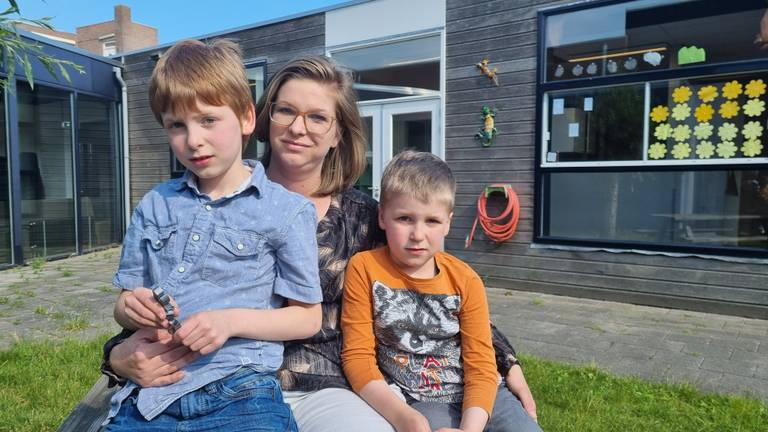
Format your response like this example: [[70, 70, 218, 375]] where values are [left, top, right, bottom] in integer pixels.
[[534, 0, 768, 258]]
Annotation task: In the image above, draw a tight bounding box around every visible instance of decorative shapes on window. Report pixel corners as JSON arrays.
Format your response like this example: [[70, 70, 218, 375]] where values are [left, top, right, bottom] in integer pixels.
[[606, 60, 618, 74], [697, 85, 718, 103], [694, 104, 714, 122], [678, 45, 706, 65], [744, 99, 765, 117], [673, 124, 691, 142], [672, 103, 691, 121], [716, 141, 738, 158], [654, 123, 672, 141], [586, 62, 598, 75], [722, 80, 743, 99], [745, 79, 766, 98], [742, 121, 763, 140], [693, 123, 714, 140], [572, 64, 584, 76], [718, 122, 738, 141], [718, 100, 740, 119], [672, 142, 692, 159], [650, 105, 669, 123], [695, 141, 715, 159], [643, 51, 663, 67], [742, 139, 763, 157], [554, 64, 564, 78], [648, 142, 667, 159], [623, 57, 637, 71], [672, 86, 692, 103]]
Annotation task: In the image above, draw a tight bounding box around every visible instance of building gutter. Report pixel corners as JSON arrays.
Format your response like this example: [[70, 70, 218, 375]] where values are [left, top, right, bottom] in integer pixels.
[[112, 65, 131, 230]]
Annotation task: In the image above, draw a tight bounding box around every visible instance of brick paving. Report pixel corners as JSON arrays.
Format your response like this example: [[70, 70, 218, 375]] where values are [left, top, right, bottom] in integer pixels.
[[0, 247, 766, 402]]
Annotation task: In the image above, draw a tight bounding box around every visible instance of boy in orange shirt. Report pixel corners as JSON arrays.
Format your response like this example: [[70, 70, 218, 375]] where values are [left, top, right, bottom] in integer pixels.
[[341, 151, 541, 432]]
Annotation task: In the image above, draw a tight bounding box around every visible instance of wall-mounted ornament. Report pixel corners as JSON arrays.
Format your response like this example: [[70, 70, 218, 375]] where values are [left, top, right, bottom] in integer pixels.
[[475, 58, 500, 86], [475, 106, 498, 147]]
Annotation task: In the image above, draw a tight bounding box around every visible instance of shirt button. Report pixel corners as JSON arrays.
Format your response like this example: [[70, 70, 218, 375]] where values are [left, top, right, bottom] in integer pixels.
[[205, 204, 212, 211], [236, 243, 244, 250], [154, 240, 162, 247], [178, 266, 186, 273], [192, 234, 200, 241]]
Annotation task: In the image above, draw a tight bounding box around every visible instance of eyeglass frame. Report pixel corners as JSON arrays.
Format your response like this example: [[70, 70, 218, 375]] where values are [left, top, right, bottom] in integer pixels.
[[268, 102, 337, 134]]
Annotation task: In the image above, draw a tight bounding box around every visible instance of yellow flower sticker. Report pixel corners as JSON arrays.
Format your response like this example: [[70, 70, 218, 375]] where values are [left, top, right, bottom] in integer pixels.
[[695, 141, 715, 159], [648, 142, 667, 159], [650, 105, 669, 123], [718, 123, 738, 141], [722, 81, 742, 99], [741, 140, 763, 157], [672, 143, 691, 159], [693, 123, 713, 140], [745, 79, 766, 98], [743, 121, 763, 140], [718, 100, 739, 119], [744, 99, 765, 117], [697, 85, 718, 102], [694, 104, 714, 122], [654, 123, 672, 141], [672, 104, 691, 121], [716, 141, 738, 158], [672, 86, 692, 103], [673, 124, 691, 142]]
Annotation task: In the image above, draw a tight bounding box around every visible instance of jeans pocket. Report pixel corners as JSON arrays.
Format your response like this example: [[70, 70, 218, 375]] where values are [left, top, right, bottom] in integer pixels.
[[215, 370, 278, 401], [201, 228, 263, 287]]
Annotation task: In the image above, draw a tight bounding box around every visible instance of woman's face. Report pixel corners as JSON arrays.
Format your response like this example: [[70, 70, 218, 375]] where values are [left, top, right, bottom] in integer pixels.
[[268, 78, 341, 177]]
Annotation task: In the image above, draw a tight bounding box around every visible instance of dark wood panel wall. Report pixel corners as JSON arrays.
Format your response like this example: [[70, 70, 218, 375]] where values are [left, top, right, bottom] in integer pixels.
[[444, 0, 768, 319], [121, 13, 325, 209]]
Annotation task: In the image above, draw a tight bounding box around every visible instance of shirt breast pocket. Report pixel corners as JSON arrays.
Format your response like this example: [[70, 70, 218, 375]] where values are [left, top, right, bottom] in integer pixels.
[[202, 228, 263, 288], [142, 225, 178, 282]]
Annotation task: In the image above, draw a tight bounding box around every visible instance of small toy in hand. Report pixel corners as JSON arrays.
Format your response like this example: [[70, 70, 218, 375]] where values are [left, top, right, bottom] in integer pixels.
[[475, 58, 500, 86], [153, 287, 181, 333], [475, 106, 498, 147]]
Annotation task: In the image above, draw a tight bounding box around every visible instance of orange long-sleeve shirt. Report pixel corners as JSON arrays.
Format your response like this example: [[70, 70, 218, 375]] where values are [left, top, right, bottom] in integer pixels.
[[341, 247, 499, 415]]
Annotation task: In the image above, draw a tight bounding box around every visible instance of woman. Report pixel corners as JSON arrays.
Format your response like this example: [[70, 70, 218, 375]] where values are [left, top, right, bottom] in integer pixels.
[[103, 56, 539, 431]]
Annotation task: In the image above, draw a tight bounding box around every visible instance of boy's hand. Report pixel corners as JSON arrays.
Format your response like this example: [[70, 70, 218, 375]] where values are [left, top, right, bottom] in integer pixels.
[[173, 310, 232, 355], [122, 287, 179, 329], [392, 406, 432, 432]]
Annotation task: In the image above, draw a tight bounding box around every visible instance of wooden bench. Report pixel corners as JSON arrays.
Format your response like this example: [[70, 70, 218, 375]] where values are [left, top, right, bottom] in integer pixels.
[[57, 377, 115, 432]]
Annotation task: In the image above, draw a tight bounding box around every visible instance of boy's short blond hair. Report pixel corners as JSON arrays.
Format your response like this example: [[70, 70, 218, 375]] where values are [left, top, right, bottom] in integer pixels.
[[149, 39, 254, 147], [380, 150, 456, 211]]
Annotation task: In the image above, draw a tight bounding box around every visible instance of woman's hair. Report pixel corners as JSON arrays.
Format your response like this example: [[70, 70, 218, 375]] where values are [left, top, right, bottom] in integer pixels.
[[148, 39, 254, 147], [255, 56, 366, 196]]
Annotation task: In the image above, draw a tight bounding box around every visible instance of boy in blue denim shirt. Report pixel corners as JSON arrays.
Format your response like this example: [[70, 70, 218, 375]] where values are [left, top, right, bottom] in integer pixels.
[[103, 39, 322, 431]]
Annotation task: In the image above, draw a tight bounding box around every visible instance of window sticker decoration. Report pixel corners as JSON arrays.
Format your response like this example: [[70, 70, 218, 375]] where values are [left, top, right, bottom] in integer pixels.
[[745, 79, 766, 98], [673, 124, 691, 142], [648, 142, 667, 159], [696, 141, 715, 159], [671, 103, 691, 121], [718, 122, 738, 141], [650, 105, 669, 122], [694, 104, 714, 122], [722, 80, 743, 99], [716, 141, 738, 158], [693, 122, 713, 140], [742, 121, 763, 140], [718, 100, 740, 119], [744, 99, 765, 117], [697, 85, 718, 102], [677, 46, 706, 65], [654, 123, 672, 140], [672, 86, 692, 103], [742, 140, 763, 157], [672, 142, 691, 159]]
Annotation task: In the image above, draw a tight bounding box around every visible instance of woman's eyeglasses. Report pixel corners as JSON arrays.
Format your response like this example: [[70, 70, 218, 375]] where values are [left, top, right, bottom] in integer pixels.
[[269, 102, 336, 134]]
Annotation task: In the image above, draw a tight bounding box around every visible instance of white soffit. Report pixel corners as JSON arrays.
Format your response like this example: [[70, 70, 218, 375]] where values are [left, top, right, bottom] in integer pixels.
[[325, 0, 445, 48]]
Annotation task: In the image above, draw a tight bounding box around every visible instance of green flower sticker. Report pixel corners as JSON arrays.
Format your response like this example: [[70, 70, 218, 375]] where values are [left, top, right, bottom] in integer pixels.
[[654, 123, 672, 141], [693, 122, 713, 140], [671, 103, 691, 121], [671, 142, 691, 159], [716, 141, 738, 158], [648, 142, 667, 159], [743, 99, 766, 117], [718, 123, 738, 141], [741, 139, 763, 157], [743, 121, 763, 140], [673, 124, 691, 142], [695, 141, 715, 159]]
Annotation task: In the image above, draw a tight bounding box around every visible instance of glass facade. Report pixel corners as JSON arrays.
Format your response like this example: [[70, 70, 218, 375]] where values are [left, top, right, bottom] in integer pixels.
[[0, 90, 11, 265]]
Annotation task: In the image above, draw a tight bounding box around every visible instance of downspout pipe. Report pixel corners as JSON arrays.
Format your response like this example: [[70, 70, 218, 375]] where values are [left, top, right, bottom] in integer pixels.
[[113, 65, 130, 231]]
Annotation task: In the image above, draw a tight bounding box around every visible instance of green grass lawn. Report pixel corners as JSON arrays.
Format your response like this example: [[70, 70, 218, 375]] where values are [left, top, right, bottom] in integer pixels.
[[0, 337, 766, 431]]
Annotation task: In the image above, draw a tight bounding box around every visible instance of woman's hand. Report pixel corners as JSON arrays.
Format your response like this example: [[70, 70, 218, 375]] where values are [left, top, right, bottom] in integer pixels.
[[110, 327, 197, 387], [506, 364, 538, 422], [392, 406, 432, 432], [173, 310, 232, 355]]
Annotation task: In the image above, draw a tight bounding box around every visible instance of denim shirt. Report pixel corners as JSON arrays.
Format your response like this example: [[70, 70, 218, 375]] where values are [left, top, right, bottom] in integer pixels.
[[106, 160, 321, 421]]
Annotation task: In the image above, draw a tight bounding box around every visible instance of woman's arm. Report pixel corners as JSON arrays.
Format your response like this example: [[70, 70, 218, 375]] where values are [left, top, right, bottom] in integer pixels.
[[490, 323, 538, 422]]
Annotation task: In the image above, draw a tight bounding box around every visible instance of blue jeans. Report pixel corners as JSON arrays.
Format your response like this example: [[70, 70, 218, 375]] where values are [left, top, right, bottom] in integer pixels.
[[105, 367, 297, 432], [408, 384, 542, 432]]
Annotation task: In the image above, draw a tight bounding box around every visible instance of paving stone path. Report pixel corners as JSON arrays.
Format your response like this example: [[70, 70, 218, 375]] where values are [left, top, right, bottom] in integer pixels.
[[1, 247, 766, 403]]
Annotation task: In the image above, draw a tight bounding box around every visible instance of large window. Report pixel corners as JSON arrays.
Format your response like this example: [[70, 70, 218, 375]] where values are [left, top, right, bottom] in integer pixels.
[[537, 0, 768, 257], [0, 89, 11, 265]]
